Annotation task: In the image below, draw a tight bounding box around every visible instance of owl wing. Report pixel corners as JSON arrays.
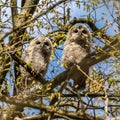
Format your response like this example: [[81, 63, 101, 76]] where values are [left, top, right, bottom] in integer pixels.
[[20, 47, 33, 75], [22, 46, 34, 63]]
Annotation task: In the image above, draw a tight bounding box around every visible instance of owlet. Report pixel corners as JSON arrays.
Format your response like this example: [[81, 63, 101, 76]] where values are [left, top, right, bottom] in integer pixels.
[[62, 24, 91, 90], [20, 35, 52, 87]]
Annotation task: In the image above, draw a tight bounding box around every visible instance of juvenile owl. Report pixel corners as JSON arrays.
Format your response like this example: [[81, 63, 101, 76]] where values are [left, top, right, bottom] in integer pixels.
[[62, 24, 91, 90], [20, 35, 52, 87]]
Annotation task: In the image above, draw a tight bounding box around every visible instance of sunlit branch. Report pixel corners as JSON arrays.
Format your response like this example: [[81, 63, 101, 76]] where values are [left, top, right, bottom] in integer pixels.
[[61, 93, 120, 98], [0, 0, 71, 42], [0, 94, 103, 120]]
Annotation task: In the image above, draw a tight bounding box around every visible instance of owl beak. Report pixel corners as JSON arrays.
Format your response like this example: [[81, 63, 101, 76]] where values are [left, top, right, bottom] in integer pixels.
[[44, 46, 50, 53]]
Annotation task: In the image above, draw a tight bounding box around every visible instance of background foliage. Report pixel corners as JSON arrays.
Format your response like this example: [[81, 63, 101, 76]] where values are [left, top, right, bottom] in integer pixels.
[[0, 0, 120, 120]]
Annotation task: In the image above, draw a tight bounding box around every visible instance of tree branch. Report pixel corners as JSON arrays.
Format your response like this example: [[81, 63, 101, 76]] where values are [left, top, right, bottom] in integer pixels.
[[0, 0, 71, 41], [0, 94, 103, 120], [66, 18, 98, 31], [61, 93, 120, 98], [10, 0, 18, 27], [12, 53, 47, 84]]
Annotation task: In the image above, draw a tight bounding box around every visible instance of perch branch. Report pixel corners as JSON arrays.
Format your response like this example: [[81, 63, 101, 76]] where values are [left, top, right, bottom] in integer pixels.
[[67, 18, 98, 31]]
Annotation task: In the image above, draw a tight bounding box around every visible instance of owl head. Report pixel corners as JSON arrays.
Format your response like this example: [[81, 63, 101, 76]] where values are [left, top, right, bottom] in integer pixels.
[[29, 35, 52, 56], [66, 24, 91, 43]]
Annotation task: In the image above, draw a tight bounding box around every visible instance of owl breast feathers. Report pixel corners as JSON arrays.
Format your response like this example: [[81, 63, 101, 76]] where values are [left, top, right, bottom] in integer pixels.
[[21, 35, 52, 77], [62, 24, 91, 90]]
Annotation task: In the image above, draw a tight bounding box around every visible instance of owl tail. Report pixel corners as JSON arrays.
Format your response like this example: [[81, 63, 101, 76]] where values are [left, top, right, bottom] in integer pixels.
[[72, 67, 89, 90]]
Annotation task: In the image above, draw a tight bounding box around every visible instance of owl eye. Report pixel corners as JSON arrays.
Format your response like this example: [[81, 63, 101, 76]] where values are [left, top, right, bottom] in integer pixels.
[[44, 42, 49, 46], [36, 41, 41, 44], [82, 30, 87, 34], [73, 29, 78, 33]]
